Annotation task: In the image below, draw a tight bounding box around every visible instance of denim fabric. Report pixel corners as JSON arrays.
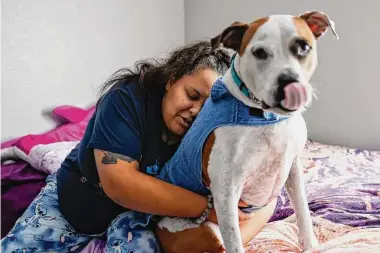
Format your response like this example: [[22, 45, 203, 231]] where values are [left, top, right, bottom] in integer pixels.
[[156, 78, 287, 195], [1, 174, 162, 253], [130, 78, 288, 227]]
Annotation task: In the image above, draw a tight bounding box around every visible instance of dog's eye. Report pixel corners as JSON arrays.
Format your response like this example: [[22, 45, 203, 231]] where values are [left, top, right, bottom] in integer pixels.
[[252, 48, 269, 60], [291, 39, 312, 59]]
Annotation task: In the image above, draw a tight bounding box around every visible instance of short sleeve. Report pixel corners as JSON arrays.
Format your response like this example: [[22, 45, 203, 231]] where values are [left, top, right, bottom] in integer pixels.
[[87, 89, 142, 161]]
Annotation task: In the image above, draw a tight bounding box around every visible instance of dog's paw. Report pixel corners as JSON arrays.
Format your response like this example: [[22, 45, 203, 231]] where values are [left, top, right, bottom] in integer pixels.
[[157, 217, 200, 233], [300, 234, 319, 252]]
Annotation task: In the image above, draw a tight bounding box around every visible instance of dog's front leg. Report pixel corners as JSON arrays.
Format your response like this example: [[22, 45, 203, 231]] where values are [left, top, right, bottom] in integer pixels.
[[208, 164, 245, 253], [285, 156, 318, 251]]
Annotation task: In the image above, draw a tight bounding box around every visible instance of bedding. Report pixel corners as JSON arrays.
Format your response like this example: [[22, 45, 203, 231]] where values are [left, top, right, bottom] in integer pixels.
[[245, 141, 380, 252], [78, 141, 380, 253], [2, 105, 379, 251], [1, 105, 94, 237], [1, 105, 94, 161], [1, 161, 46, 238]]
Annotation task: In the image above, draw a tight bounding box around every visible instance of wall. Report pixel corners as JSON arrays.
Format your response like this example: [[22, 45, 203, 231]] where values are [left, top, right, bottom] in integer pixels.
[[185, 0, 380, 150], [1, 0, 184, 141]]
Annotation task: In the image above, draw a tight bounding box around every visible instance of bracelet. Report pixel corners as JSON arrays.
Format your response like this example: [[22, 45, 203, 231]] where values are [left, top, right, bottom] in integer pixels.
[[194, 194, 214, 224]]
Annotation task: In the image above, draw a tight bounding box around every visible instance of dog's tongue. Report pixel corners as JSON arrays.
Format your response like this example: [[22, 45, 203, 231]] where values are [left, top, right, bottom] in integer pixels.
[[280, 82, 308, 111]]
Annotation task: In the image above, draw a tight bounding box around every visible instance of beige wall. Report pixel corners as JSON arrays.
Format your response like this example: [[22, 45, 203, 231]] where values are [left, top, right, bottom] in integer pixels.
[[2, 0, 185, 141], [185, 0, 380, 150]]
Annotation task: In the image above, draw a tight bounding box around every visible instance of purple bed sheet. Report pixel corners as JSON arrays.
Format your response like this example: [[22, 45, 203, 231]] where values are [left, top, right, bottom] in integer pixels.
[[1, 105, 94, 238], [1, 138, 379, 251], [80, 141, 380, 253], [270, 141, 380, 228], [1, 161, 47, 238]]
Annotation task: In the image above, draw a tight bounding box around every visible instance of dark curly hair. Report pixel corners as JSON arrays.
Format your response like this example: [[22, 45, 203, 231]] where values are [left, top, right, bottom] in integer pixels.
[[98, 41, 232, 97]]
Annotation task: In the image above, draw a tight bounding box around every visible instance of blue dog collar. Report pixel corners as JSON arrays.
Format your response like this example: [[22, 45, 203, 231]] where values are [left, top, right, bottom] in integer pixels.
[[231, 54, 261, 105], [230, 54, 288, 121]]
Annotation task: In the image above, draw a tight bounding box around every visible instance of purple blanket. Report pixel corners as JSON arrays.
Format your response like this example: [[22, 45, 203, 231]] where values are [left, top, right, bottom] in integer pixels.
[[1, 161, 47, 238], [1, 105, 95, 238], [79, 140, 380, 253], [270, 141, 380, 228], [2, 137, 379, 251]]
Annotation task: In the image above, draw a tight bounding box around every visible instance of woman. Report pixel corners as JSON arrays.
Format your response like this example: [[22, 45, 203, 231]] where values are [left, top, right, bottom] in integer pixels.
[[1, 41, 276, 253]]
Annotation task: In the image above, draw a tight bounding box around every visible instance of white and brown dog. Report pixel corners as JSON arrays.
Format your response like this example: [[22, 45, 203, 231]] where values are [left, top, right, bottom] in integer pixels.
[[157, 11, 338, 253]]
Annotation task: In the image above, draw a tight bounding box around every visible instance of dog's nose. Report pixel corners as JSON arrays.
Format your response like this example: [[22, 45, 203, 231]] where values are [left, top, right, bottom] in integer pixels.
[[278, 72, 299, 88], [275, 72, 299, 102]]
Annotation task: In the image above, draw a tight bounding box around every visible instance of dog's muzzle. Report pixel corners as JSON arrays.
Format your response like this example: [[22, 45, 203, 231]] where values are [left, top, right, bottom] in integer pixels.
[[275, 73, 299, 103], [273, 72, 309, 112]]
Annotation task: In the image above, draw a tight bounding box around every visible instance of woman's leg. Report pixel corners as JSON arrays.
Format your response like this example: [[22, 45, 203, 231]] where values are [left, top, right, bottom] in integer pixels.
[[106, 211, 162, 253], [240, 197, 278, 245], [1, 174, 93, 253]]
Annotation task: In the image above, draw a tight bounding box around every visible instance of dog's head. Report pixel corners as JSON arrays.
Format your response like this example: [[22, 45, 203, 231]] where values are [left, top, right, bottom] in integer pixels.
[[211, 11, 338, 115]]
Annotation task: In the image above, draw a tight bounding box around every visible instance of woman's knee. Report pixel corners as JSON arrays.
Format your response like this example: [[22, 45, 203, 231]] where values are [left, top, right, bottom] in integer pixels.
[[2, 176, 91, 253], [2, 218, 91, 253], [106, 212, 161, 253], [106, 229, 161, 253]]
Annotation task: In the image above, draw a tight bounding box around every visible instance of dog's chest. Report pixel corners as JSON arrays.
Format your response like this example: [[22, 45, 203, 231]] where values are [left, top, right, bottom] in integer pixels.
[[212, 115, 306, 206]]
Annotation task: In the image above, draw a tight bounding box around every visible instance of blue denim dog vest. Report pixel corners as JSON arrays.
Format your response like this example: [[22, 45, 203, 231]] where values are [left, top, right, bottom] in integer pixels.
[[157, 78, 288, 195], [132, 78, 288, 227]]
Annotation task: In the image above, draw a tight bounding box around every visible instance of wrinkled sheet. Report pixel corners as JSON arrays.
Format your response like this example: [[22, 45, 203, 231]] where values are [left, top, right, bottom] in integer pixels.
[[1, 105, 94, 238], [245, 141, 380, 252], [246, 216, 380, 253], [27, 141, 79, 174], [81, 141, 380, 252], [1, 161, 47, 238], [2, 139, 380, 251], [271, 141, 380, 227]]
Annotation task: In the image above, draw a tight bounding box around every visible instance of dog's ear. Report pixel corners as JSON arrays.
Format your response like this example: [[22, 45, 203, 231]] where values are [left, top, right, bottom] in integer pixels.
[[299, 11, 339, 40], [211, 21, 249, 51]]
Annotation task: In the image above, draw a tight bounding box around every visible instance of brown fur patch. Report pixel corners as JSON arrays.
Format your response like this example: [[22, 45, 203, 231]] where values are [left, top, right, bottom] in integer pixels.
[[156, 224, 223, 253], [293, 17, 315, 46], [293, 17, 318, 76], [239, 17, 269, 55], [202, 132, 215, 186]]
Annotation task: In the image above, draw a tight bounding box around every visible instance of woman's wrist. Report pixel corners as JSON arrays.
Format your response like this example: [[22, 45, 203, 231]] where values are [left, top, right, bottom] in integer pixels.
[[193, 194, 213, 224]]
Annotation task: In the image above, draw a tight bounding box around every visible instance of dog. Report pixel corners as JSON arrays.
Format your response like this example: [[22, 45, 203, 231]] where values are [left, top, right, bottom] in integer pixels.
[[156, 11, 338, 253]]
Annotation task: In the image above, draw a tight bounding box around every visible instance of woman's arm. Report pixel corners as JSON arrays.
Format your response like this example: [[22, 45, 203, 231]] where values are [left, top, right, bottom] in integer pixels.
[[95, 149, 208, 218]]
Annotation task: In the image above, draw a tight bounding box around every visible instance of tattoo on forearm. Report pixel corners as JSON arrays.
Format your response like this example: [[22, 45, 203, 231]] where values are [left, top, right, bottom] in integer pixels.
[[101, 151, 135, 164]]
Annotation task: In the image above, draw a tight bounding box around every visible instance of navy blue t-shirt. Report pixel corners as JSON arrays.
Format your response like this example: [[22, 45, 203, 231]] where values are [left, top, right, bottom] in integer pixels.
[[57, 80, 179, 234]]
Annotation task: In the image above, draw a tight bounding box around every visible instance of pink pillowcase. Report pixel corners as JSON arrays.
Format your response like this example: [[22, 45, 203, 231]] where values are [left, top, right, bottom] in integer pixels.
[[53, 105, 91, 124]]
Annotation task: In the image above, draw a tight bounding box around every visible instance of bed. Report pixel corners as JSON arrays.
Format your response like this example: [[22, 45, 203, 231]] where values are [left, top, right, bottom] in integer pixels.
[[2, 105, 380, 252]]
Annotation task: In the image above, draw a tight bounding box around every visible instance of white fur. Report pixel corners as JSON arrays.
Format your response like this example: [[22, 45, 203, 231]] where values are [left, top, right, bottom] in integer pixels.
[[158, 217, 201, 233], [158, 14, 323, 253]]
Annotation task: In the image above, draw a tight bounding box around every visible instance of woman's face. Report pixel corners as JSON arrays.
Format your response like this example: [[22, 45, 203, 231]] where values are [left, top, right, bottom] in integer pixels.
[[162, 69, 219, 137]]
